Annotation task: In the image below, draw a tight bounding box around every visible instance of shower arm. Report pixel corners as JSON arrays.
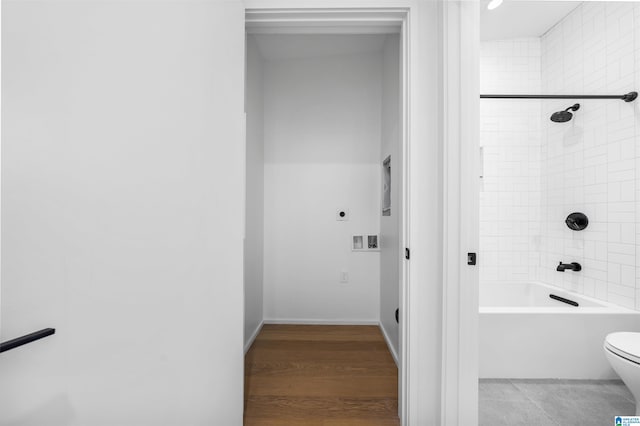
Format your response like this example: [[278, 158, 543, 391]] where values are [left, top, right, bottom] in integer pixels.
[[480, 91, 638, 102]]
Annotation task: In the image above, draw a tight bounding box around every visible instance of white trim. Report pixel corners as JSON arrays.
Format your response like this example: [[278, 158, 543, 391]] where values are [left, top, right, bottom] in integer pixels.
[[398, 11, 410, 424], [441, 1, 460, 421], [263, 318, 380, 326], [246, 24, 400, 35], [0, 0, 3, 336], [440, 1, 480, 425], [401, 2, 445, 424], [457, 3, 480, 424], [379, 322, 399, 367], [244, 320, 264, 354], [246, 9, 404, 34], [246, 9, 407, 23]]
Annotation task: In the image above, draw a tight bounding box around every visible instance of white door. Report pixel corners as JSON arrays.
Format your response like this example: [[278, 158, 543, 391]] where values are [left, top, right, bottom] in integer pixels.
[[0, 1, 245, 425]]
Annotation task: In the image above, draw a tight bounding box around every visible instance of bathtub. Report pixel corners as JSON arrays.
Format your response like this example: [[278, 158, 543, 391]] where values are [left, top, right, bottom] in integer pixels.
[[480, 281, 640, 379]]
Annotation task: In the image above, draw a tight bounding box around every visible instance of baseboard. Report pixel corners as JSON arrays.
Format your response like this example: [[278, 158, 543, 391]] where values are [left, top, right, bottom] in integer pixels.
[[244, 320, 264, 354], [263, 318, 380, 326], [379, 322, 399, 367]]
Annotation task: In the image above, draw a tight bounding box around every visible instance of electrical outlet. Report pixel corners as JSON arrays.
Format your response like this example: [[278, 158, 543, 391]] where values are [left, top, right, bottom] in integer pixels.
[[340, 271, 349, 283]]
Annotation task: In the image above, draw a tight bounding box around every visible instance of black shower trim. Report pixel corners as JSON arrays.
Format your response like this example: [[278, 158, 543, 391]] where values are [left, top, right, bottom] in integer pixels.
[[566, 212, 589, 231], [549, 294, 579, 307]]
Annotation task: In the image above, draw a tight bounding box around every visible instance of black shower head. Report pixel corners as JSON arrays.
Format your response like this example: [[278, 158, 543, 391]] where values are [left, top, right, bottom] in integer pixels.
[[551, 103, 580, 122]]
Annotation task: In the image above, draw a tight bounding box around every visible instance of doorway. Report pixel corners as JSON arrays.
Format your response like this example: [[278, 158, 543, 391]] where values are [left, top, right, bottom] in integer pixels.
[[243, 11, 407, 425]]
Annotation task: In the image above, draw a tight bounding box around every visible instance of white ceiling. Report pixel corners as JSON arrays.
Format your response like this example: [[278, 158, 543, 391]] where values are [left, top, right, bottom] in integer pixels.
[[481, 1, 581, 41], [251, 34, 388, 60]]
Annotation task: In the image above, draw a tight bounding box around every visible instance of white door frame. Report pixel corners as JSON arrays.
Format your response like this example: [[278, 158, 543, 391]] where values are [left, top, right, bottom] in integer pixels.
[[244, 2, 480, 424], [440, 1, 480, 425], [245, 7, 413, 422]]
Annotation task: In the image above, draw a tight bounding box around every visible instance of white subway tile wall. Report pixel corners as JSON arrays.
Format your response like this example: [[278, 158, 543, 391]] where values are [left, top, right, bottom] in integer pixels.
[[480, 38, 542, 284], [480, 2, 640, 310], [540, 2, 638, 309]]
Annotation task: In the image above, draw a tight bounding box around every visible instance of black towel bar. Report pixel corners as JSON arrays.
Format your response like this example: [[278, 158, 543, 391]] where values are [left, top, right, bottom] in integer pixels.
[[0, 328, 55, 353]]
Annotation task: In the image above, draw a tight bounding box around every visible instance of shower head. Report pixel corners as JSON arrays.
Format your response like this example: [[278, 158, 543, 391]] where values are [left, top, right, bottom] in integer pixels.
[[551, 103, 580, 123]]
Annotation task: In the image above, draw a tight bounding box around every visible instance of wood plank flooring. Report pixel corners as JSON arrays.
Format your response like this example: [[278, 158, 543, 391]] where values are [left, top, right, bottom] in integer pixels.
[[244, 325, 399, 426]]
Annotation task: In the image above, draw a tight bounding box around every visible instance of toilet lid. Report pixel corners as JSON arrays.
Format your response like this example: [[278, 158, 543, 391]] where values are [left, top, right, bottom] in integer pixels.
[[605, 332, 640, 364]]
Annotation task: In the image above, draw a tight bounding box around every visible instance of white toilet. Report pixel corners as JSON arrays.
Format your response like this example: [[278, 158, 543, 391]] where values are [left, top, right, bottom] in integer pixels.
[[604, 332, 640, 415]]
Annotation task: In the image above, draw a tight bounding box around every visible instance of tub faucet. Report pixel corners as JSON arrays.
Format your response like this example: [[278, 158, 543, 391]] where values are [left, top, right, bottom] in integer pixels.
[[557, 262, 581, 272]]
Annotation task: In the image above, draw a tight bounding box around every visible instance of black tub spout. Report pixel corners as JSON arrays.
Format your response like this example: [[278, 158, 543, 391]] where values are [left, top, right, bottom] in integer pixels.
[[557, 262, 581, 272]]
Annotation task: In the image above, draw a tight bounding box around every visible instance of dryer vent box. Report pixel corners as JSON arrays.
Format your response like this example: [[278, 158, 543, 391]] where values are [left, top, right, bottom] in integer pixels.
[[337, 209, 349, 221]]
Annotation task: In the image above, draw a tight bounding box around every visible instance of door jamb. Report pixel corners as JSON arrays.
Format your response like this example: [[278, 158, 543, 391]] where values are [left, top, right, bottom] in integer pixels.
[[440, 1, 480, 425]]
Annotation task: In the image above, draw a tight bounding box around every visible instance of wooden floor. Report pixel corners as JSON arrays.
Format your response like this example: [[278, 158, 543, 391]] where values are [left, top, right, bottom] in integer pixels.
[[244, 325, 400, 426]]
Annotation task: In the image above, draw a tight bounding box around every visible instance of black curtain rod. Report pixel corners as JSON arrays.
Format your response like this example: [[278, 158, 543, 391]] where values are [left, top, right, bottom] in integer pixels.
[[480, 91, 638, 102]]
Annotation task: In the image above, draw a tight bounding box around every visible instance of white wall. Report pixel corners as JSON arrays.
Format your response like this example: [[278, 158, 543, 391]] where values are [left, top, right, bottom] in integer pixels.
[[244, 35, 264, 349], [380, 34, 401, 359], [479, 38, 542, 284], [0, 1, 245, 424], [262, 45, 382, 323]]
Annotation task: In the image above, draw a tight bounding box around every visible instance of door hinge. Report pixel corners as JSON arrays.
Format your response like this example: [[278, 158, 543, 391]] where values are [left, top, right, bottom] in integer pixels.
[[405, 248, 410, 260]]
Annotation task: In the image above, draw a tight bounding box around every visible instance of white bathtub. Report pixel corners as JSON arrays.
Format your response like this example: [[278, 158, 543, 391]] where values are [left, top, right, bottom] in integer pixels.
[[480, 281, 640, 379]]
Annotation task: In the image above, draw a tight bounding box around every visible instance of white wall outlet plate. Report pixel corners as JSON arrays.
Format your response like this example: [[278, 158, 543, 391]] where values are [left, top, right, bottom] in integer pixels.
[[336, 209, 349, 221], [340, 271, 349, 283]]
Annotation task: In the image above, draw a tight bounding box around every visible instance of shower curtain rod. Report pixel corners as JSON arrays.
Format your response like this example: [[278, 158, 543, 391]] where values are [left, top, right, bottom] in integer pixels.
[[480, 91, 638, 102]]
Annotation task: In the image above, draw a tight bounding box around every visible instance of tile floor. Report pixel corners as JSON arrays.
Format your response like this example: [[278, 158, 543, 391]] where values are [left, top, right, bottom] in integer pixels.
[[480, 379, 635, 425]]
